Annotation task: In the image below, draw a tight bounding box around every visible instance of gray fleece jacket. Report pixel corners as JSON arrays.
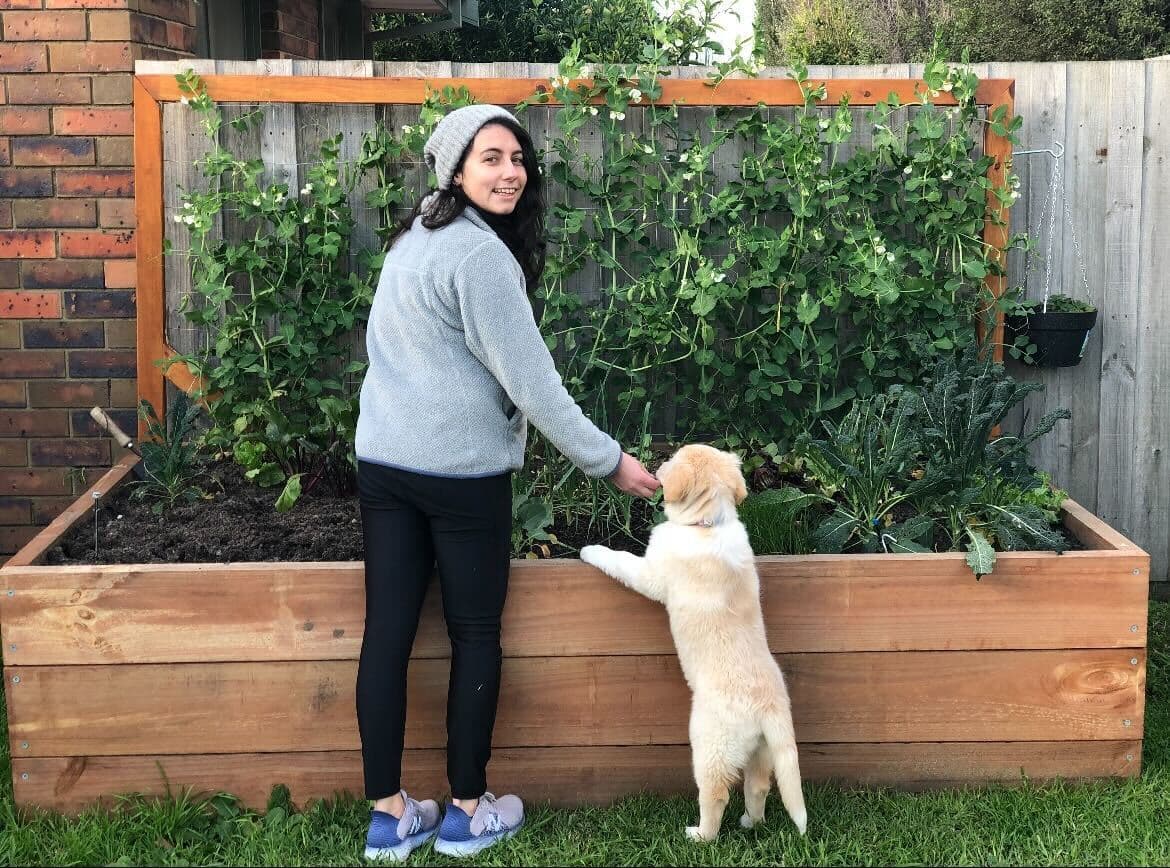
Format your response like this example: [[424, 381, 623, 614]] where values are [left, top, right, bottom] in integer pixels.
[[355, 207, 621, 479]]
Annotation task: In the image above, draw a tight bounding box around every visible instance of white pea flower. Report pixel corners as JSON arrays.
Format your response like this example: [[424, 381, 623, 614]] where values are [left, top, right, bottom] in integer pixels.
[[942, 81, 954, 92], [887, 252, 896, 262], [174, 214, 183, 223], [183, 214, 195, 225], [301, 183, 313, 195], [643, 144, 654, 154], [303, 215, 311, 223], [875, 245, 887, 255], [714, 272, 726, 283], [818, 119, 830, 130], [903, 165, 913, 175], [629, 88, 642, 102], [682, 171, 694, 181], [402, 125, 412, 134], [1011, 190, 1021, 200], [180, 96, 190, 106], [609, 110, 625, 121], [673, 38, 683, 48], [941, 170, 953, 181], [252, 197, 262, 206], [589, 106, 599, 116], [326, 177, 337, 187], [812, 229, 825, 241]]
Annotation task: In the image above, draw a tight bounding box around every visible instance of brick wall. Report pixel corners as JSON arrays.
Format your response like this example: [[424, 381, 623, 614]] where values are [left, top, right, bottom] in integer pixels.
[[261, 0, 320, 60], [1, 1, 331, 562]]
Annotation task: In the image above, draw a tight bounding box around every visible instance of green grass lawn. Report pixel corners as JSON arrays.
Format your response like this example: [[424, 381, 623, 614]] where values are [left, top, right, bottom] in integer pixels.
[[2, 601, 1167, 866]]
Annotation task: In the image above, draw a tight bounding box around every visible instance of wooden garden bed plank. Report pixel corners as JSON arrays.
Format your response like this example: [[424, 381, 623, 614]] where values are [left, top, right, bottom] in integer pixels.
[[5, 651, 1143, 757], [0, 544, 1147, 665], [12, 739, 1140, 815]]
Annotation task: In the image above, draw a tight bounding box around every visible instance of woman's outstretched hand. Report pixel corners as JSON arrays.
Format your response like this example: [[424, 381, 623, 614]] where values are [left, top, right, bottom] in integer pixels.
[[609, 451, 661, 498]]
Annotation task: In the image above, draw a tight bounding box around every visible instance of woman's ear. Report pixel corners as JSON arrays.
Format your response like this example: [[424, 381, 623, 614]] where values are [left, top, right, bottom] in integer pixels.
[[661, 459, 695, 505]]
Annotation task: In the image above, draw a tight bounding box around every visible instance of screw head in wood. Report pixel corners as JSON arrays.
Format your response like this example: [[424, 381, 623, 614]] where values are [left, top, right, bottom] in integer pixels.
[[20, 773, 28, 781], [1131, 657, 1139, 665], [1124, 719, 1132, 727], [1131, 625, 1139, 632], [11, 675, 19, 684]]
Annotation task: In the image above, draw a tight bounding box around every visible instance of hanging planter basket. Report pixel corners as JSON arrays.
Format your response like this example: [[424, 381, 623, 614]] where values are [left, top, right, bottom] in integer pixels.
[[1006, 298, 1097, 367]]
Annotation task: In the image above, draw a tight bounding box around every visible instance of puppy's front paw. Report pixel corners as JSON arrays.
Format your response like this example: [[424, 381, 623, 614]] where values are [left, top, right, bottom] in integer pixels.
[[685, 826, 714, 843], [579, 545, 609, 569]]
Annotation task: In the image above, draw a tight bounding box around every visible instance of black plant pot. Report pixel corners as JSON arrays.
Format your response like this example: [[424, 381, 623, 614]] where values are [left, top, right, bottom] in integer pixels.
[[1005, 308, 1098, 367]]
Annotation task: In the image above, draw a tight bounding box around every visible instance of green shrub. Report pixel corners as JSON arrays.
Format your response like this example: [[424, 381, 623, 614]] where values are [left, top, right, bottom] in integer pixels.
[[739, 487, 823, 554]]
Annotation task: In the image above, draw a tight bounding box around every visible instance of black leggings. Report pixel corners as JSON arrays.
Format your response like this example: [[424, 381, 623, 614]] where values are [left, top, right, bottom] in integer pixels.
[[356, 459, 512, 800]]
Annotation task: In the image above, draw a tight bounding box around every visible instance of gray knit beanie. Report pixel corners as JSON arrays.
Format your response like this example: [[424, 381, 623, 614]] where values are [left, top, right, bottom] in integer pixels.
[[424, 104, 518, 191]]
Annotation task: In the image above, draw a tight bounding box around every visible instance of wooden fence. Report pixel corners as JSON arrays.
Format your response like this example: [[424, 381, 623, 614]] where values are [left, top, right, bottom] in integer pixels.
[[137, 58, 1169, 584]]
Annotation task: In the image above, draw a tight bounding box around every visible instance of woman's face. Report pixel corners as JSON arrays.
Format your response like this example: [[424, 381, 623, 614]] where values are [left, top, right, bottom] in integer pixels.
[[452, 123, 527, 215]]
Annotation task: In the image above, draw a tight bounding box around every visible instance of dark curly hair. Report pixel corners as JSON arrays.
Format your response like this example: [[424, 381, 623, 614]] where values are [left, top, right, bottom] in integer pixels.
[[389, 116, 547, 292]]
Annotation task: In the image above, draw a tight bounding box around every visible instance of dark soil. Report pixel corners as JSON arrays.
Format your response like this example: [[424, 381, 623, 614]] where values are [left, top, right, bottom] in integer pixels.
[[44, 457, 1082, 565]]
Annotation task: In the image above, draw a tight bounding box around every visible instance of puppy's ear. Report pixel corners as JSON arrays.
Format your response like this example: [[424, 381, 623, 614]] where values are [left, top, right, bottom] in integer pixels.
[[661, 459, 695, 505], [732, 472, 748, 505]]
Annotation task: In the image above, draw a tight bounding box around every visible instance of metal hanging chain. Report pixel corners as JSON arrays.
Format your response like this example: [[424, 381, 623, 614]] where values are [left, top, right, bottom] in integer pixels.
[[1015, 142, 1092, 312]]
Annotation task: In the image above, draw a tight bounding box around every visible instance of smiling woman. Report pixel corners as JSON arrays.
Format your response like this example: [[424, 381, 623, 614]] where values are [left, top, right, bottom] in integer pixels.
[[351, 102, 660, 859]]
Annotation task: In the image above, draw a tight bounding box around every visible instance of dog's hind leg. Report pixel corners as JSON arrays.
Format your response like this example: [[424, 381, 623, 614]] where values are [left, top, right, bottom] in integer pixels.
[[763, 714, 807, 835], [687, 750, 734, 843], [740, 738, 772, 829]]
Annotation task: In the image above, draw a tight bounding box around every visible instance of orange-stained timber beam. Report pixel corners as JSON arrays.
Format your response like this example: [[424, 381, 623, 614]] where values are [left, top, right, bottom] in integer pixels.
[[978, 80, 1015, 363], [134, 77, 166, 442], [138, 74, 1015, 108]]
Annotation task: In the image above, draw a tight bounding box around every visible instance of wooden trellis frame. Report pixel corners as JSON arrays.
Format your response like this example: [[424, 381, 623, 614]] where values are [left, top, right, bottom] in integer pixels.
[[133, 73, 1015, 433]]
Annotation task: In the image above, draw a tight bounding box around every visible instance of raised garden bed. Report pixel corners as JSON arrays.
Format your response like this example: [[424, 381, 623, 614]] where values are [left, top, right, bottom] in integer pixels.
[[0, 455, 1150, 814]]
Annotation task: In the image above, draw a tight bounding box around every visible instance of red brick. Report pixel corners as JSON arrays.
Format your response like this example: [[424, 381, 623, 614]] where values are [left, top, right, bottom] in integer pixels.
[[1, 10, 87, 40], [55, 167, 132, 196], [262, 31, 317, 60], [6, 74, 92, 105], [137, 46, 185, 62], [30, 437, 110, 465], [68, 347, 134, 377], [31, 496, 78, 524], [28, 378, 109, 407], [0, 106, 51, 135], [1, 525, 42, 555], [23, 319, 103, 347], [12, 135, 96, 166], [94, 135, 132, 166], [90, 9, 131, 39], [48, 42, 132, 73], [22, 258, 104, 288], [59, 229, 133, 257], [0, 439, 26, 464], [0, 349, 65, 377], [262, 9, 318, 43], [0, 408, 69, 436], [45, 1, 131, 7], [98, 198, 133, 228], [0, 290, 61, 318], [64, 288, 133, 316], [53, 106, 132, 135], [0, 497, 30, 524], [168, 19, 195, 53], [0, 138, 10, 167], [13, 198, 96, 228], [0, 230, 55, 258], [0, 264, 18, 290], [0, 380, 24, 407], [102, 257, 134, 287], [0, 167, 53, 197], [0, 42, 47, 73], [0, 467, 70, 494], [108, 363, 136, 391], [91, 73, 132, 105], [137, 0, 190, 24], [0, 1, 45, 10], [0, 201, 10, 229]]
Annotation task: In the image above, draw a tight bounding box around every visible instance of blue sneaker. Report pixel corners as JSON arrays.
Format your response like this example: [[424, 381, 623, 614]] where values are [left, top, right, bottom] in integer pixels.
[[434, 792, 524, 857], [363, 791, 440, 862]]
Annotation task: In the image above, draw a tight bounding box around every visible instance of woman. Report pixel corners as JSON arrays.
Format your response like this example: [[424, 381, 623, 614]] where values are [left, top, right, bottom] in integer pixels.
[[355, 104, 660, 861]]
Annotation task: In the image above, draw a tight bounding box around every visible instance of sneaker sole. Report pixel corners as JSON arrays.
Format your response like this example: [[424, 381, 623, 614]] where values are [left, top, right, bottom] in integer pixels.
[[434, 820, 523, 858], [363, 827, 438, 862]]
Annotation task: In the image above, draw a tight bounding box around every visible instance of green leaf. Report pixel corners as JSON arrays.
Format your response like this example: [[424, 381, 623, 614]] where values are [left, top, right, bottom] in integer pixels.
[[274, 474, 303, 513], [965, 530, 996, 577]]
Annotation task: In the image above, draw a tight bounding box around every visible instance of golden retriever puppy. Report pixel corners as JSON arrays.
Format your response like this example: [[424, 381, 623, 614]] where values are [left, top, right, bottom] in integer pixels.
[[581, 444, 807, 842]]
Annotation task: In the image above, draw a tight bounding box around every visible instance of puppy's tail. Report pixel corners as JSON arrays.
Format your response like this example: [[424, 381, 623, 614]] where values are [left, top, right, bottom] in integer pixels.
[[763, 715, 807, 835]]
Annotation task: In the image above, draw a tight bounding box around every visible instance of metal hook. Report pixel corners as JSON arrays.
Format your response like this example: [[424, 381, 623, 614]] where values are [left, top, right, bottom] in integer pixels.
[[1014, 141, 1065, 159]]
